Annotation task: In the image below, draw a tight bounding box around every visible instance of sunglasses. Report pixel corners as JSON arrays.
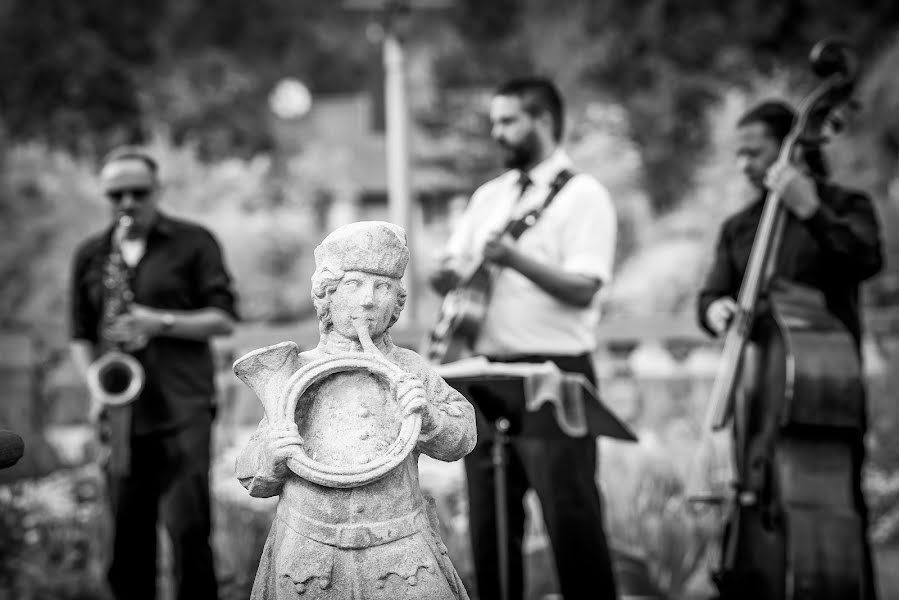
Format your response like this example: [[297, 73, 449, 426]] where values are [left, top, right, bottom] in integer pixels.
[[106, 187, 152, 203]]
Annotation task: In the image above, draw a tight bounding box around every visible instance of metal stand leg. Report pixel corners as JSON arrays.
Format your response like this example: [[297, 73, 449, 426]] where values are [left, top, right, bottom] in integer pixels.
[[492, 417, 511, 600]]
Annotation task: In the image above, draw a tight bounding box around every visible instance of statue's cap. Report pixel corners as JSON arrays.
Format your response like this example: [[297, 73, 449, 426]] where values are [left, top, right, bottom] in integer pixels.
[[314, 221, 409, 278]]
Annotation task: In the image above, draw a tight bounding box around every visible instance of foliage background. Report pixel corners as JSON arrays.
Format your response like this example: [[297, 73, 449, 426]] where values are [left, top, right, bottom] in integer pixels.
[[1, 2, 899, 599], [1, 0, 897, 337]]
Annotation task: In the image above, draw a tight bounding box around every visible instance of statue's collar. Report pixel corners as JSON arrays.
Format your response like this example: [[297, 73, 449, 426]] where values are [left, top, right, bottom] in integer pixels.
[[321, 330, 394, 355]]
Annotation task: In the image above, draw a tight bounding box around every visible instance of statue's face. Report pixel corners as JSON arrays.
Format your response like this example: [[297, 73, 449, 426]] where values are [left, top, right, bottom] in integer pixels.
[[329, 270, 401, 339]]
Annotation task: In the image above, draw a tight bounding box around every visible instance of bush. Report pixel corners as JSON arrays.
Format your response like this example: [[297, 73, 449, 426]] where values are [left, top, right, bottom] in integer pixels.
[[0, 133, 325, 351], [0, 465, 111, 600]]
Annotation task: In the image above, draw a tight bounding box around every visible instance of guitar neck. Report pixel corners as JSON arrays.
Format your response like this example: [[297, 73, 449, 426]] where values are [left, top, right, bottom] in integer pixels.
[[458, 260, 493, 288]]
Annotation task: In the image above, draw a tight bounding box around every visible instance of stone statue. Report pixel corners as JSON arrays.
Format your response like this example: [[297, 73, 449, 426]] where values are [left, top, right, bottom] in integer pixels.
[[234, 221, 476, 599]]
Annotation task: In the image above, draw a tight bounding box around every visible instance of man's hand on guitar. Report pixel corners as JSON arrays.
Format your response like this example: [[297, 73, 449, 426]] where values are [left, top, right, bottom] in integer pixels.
[[706, 296, 738, 336], [429, 266, 461, 296], [483, 232, 517, 267]]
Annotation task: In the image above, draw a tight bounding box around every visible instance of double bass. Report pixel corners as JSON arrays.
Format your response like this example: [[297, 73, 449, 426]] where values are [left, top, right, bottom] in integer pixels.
[[691, 40, 872, 600]]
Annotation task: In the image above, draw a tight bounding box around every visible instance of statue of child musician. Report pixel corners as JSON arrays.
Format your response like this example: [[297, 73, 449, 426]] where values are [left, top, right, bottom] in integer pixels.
[[234, 221, 476, 599]]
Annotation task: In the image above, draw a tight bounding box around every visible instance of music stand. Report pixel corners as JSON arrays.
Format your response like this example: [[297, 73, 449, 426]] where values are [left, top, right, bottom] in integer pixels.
[[439, 362, 637, 600]]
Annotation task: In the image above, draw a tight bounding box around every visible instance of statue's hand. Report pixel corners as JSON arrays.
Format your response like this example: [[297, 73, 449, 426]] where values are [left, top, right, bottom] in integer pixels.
[[260, 423, 304, 480], [397, 374, 435, 430]]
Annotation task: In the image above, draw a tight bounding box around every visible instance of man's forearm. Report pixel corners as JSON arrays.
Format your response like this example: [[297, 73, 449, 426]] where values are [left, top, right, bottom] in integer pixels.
[[162, 307, 235, 340], [505, 252, 601, 307]]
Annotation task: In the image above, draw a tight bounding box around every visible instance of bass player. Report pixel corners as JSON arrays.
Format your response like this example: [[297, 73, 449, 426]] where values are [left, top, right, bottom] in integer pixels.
[[697, 99, 883, 599]]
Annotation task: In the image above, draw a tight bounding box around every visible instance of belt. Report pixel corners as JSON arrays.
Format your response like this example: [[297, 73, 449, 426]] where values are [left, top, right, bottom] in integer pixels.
[[277, 502, 424, 550]]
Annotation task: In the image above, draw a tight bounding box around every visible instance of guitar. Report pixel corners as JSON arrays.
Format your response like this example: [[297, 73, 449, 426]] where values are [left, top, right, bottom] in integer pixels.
[[425, 169, 574, 364]]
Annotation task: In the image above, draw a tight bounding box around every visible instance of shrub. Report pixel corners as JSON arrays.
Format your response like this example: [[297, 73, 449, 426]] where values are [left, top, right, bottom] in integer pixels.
[[0, 133, 325, 351], [0, 465, 111, 600]]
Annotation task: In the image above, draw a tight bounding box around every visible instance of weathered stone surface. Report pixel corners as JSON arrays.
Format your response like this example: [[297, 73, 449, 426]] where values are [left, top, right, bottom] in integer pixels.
[[233, 221, 476, 599]]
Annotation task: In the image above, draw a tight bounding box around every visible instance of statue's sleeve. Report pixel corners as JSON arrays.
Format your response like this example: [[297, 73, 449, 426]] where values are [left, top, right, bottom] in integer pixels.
[[235, 416, 286, 498], [399, 349, 476, 461]]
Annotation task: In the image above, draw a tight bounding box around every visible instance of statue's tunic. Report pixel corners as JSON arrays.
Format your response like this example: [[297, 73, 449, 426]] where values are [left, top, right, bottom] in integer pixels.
[[236, 334, 476, 599]]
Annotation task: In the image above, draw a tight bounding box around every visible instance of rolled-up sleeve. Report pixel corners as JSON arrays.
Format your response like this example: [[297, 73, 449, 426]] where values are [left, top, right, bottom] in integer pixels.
[[801, 187, 883, 283], [443, 185, 487, 269], [559, 176, 617, 285], [193, 230, 239, 319]]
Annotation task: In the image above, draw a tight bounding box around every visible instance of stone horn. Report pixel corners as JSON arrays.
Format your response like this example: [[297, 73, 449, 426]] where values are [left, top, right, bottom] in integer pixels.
[[232, 341, 302, 423]]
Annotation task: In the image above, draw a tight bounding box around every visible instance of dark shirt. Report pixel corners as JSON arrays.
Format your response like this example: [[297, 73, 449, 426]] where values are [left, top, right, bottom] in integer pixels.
[[697, 181, 883, 347], [71, 213, 238, 435]]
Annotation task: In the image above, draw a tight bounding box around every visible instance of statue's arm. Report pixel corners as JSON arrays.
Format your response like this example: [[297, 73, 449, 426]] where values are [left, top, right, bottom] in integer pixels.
[[409, 356, 477, 461], [235, 417, 287, 498]]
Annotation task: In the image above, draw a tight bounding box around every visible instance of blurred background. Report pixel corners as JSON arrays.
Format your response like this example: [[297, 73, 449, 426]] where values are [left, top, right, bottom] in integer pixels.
[[1, 1, 898, 599]]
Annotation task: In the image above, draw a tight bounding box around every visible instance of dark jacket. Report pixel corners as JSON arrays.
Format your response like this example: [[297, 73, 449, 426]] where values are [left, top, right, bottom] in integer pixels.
[[71, 213, 238, 435], [697, 181, 883, 347]]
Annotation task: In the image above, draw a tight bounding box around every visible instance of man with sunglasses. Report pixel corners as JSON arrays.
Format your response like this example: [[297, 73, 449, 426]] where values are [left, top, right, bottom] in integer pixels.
[[70, 146, 238, 600]]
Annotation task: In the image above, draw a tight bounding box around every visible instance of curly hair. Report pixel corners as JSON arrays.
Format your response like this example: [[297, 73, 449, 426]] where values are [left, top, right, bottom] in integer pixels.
[[310, 266, 407, 336]]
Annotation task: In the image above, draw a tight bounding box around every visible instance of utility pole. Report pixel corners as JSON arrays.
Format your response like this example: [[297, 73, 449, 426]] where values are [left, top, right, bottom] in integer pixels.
[[344, 0, 451, 326], [382, 19, 412, 248]]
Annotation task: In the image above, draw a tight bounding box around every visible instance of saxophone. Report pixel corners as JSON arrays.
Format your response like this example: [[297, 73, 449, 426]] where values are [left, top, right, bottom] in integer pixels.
[[86, 215, 146, 475]]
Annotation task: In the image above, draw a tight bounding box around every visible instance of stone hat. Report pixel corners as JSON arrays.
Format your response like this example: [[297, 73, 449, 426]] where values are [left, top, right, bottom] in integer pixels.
[[314, 221, 409, 278]]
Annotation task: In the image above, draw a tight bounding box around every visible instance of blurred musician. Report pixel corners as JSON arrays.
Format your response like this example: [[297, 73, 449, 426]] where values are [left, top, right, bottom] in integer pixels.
[[69, 146, 238, 600], [430, 77, 619, 600]]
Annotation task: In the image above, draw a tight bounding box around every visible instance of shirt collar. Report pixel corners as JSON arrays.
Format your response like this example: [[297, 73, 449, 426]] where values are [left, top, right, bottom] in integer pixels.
[[101, 211, 175, 244], [523, 148, 572, 188]]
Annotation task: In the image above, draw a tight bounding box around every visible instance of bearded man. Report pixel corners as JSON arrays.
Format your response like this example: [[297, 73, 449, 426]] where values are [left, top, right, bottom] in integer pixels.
[[430, 77, 619, 600]]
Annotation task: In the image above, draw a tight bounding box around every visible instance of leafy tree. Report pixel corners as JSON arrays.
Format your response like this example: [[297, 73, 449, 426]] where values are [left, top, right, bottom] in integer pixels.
[[0, 0, 162, 152], [442, 0, 899, 214], [2, 0, 898, 216], [0, 0, 373, 157]]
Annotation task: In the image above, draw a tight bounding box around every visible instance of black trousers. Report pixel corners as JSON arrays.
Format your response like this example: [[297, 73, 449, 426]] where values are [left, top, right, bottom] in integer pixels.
[[107, 413, 218, 600], [465, 353, 618, 600]]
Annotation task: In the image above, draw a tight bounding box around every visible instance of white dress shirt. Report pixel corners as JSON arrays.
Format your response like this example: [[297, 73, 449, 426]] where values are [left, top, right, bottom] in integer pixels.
[[444, 149, 617, 356]]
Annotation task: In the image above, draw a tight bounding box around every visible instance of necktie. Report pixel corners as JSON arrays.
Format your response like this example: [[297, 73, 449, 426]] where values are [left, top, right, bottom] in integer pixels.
[[516, 171, 532, 202]]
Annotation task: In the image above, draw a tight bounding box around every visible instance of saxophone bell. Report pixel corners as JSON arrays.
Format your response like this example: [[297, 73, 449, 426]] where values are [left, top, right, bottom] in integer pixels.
[[86, 212, 145, 408], [86, 350, 145, 406]]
